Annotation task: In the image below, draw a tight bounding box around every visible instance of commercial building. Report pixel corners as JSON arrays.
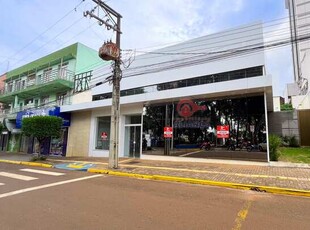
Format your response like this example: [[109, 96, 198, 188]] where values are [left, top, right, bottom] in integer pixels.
[[285, 0, 310, 109], [62, 23, 273, 162], [0, 43, 102, 155]]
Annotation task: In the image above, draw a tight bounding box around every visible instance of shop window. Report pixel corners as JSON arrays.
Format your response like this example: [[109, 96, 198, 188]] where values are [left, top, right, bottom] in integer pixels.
[[96, 116, 111, 150], [125, 115, 141, 125]]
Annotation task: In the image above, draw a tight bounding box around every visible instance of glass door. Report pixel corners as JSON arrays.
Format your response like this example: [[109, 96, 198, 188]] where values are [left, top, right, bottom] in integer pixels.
[[124, 126, 141, 158]]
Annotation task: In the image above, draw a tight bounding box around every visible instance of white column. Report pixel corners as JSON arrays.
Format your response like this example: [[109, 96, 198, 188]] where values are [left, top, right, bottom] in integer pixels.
[[264, 92, 270, 162]]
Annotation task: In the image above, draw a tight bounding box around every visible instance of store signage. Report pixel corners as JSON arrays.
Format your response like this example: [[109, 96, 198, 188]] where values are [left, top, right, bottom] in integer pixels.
[[164, 126, 173, 138], [216, 125, 229, 138], [16, 106, 71, 129], [176, 99, 207, 118], [99, 41, 120, 61]]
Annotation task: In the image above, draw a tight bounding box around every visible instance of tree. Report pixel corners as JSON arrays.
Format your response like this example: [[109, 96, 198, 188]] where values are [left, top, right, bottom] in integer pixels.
[[22, 116, 63, 157]]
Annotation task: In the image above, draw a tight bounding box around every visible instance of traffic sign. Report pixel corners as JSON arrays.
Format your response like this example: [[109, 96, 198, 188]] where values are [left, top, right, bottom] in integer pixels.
[[164, 127, 173, 138], [216, 125, 229, 138]]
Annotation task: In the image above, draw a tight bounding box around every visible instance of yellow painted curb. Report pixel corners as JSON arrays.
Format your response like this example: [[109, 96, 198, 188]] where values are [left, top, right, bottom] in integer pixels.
[[20, 161, 53, 168], [0, 159, 53, 168], [0, 159, 22, 165], [87, 168, 310, 198]]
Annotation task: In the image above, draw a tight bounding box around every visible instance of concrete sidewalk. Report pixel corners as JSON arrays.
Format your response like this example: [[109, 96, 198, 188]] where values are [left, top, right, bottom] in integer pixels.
[[1, 152, 310, 197]]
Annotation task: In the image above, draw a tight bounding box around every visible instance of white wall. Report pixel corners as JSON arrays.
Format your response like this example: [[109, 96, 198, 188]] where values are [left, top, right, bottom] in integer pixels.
[[292, 94, 310, 109], [91, 23, 265, 95]]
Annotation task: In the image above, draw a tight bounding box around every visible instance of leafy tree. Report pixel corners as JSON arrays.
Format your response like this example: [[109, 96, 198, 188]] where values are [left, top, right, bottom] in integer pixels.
[[22, 116, 63, 157]]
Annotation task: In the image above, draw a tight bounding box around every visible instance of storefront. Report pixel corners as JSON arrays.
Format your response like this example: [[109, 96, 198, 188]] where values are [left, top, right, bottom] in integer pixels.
[[15, 106, 70, 156], [142, 95, 268, 161]]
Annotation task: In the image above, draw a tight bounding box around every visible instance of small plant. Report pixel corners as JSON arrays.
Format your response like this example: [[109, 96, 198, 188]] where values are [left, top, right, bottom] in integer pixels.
[[269, 134, 282, 161], [30, 155, 47, 162], [281, 136, 290, 147], [288, 135, 299, 147]]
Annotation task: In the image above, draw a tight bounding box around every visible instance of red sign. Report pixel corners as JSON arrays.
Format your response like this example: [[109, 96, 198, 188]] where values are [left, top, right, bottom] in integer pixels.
[[164, 127, 173, 138], [216, 125, 229, 138], [101, 132, 108, 140], [176, 99, 207, 118]]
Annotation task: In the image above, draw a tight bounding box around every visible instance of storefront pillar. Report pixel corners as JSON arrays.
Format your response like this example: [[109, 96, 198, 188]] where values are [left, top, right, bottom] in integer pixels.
[[264, 92, 270, 162]]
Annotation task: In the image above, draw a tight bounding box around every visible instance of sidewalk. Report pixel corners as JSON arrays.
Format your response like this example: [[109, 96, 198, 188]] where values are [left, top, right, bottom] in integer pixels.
[[1, 152, 310, 197]]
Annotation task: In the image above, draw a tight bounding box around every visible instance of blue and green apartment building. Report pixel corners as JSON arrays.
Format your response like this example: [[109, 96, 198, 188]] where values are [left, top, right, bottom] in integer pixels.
[[0, 43, 103, 155]]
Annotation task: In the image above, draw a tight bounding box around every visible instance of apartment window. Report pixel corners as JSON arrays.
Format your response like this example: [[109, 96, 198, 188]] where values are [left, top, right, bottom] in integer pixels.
[[15, 80, 21, 91], [58, 63, 68, 79], [25, 98, 33, 105], [41, 96, 49, 106], [56, 93, 66, 106], [43, 67, 52, 82], [27, 74, 36, 86], [7, 82, 13, 93]]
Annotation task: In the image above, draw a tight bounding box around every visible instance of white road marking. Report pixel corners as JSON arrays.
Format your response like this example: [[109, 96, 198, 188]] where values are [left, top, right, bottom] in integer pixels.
[[179, 150, 203, 157], [0, 183, 4, 186], [0, 174, 102, 199], [0, 172, 38, 181], [20, 168, 65, 176]]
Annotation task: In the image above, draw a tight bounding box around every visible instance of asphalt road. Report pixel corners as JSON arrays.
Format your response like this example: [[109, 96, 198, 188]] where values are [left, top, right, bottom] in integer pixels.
[[1, 163, 310, 230]]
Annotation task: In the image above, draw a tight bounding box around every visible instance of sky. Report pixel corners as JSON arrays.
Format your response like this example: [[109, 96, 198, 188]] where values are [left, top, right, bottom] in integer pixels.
[[0, 0, 293, 96]]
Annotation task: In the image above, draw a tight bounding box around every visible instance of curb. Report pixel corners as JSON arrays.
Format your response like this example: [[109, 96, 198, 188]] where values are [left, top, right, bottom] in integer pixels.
[[87, 168, 310, 198], [0, 159, 53, 168]]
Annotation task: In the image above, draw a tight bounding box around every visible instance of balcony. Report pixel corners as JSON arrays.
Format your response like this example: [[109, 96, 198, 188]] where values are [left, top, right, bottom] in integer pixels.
[[0, 97, 72, 120], [0, 69, 75, 103]]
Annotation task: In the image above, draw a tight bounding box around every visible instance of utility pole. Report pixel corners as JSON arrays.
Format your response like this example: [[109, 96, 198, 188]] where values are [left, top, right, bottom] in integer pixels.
[[84, 0, 122, 169]]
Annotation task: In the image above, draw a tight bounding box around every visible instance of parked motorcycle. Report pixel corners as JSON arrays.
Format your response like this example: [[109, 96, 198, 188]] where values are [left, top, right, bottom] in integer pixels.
[[200, 141, 212, 150]]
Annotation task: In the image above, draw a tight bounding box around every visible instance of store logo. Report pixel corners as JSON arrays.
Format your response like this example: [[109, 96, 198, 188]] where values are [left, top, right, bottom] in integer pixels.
[[176, 99, 207, 118]]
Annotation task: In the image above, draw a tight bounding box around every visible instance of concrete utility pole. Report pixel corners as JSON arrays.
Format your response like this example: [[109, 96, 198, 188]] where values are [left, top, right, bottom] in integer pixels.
[[84, 0, 122, 169]]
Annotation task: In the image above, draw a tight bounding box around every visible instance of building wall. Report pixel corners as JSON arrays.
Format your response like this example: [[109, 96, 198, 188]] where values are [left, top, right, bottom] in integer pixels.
[[66, 111, 92, 157], [268, 111, 300, 141], [291, 94, 310, 109], [286, 0, 310, 107], [91, 23, 265, 95], [72, 91, 92, 104], [75, 43, 105, 74], [273, 97, 282, 111]]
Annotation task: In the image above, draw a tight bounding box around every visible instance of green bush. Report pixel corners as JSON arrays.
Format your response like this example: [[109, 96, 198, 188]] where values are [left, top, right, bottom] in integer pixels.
[[269, 134, 282, 161]]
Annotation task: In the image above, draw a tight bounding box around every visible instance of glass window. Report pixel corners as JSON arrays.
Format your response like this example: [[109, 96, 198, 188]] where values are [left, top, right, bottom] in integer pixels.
[[96, 116, 111, 150], [125, 115, 141, 125]]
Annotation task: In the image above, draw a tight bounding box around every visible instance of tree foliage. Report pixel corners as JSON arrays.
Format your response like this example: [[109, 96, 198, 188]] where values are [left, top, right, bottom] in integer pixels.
[[22, 116, 63, 156]]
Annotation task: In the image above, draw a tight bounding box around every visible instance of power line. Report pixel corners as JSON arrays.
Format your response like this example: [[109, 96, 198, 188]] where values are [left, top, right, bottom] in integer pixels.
[[0, 0, 86, 69], [9, 17, 85, 70], [91, 32, 310, 83]]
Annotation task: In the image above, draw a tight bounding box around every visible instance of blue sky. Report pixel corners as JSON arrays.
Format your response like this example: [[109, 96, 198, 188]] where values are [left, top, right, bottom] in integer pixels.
[[0, 0, 292, 96]]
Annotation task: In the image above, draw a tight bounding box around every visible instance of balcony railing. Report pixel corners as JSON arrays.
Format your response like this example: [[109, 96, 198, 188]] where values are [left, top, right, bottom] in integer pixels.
[[0, 98, 72, 116], [0, 69, 75, 96]]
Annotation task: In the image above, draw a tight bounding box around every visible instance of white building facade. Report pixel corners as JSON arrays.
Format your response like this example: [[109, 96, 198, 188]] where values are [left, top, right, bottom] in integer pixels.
[[62, 23, 273, 162], [286, 0, 310, 109]]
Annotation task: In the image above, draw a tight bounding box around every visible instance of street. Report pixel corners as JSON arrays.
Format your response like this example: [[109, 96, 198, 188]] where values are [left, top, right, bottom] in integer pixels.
[[1, 163, 310, 230]]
